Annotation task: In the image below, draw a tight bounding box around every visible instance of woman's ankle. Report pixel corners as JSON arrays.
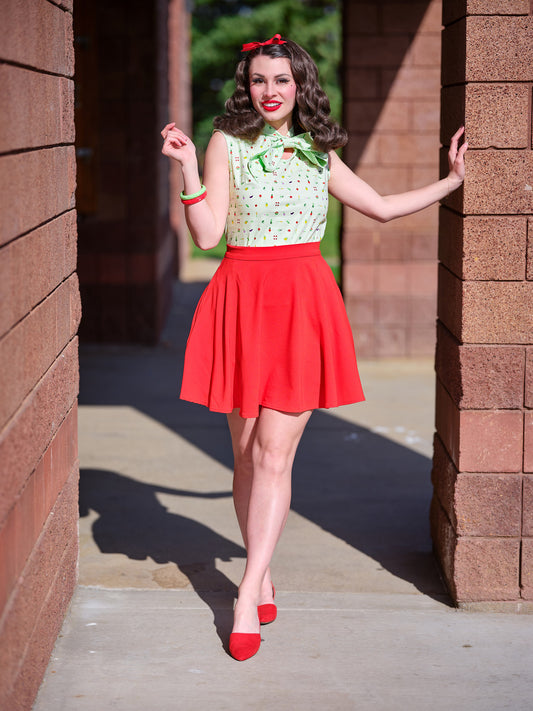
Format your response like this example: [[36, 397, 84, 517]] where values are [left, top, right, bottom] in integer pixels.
[[232, 594, 260, 634]]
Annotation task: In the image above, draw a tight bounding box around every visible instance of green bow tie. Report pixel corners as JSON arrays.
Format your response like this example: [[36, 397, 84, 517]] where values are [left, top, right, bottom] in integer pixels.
[[247, 132, 328, 178]]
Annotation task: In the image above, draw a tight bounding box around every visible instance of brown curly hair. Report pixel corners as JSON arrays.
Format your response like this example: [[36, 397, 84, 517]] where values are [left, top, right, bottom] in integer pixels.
[[213, 39, 347, 152]]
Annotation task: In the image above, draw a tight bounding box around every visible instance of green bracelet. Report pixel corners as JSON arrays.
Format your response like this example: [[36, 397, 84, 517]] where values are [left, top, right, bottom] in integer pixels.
[[180, 185, 206, 200]]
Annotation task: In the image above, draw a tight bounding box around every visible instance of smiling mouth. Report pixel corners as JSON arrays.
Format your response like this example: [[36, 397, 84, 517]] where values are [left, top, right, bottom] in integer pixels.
[[262, 102, 282, 112]]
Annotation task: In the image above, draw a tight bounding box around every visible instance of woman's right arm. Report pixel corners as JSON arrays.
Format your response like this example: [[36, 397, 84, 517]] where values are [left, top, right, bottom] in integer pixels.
[[161, 124, 229, 250]]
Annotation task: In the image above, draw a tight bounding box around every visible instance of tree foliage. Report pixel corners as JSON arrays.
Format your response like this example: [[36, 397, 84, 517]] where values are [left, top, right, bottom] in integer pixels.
[[191, 0, 342, 160]]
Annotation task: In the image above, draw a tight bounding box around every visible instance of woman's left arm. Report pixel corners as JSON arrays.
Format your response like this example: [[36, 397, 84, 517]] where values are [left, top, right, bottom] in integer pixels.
[[328, 127, 468, 223]]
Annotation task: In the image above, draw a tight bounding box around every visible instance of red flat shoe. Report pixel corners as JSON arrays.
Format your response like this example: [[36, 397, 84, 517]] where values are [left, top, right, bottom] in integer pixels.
[[229, 633, 261, 661], [258, 585, 277, 625]]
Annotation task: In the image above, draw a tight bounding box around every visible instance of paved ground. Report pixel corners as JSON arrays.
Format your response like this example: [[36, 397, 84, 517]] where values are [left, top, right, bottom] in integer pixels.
[[33, 270, 533, 710]]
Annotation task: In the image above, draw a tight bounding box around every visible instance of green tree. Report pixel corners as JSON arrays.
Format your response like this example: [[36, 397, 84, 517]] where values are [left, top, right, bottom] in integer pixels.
[[191, 0, 342, 160]]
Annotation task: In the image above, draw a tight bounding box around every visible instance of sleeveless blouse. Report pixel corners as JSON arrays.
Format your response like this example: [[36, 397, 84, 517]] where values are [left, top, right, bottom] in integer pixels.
[[217, 126, 330, 247], [180, 127, 365, 417]]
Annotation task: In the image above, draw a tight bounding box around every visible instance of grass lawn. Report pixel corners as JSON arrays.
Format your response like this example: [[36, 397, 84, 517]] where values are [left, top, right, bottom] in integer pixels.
[[189, 197, 342, 282]]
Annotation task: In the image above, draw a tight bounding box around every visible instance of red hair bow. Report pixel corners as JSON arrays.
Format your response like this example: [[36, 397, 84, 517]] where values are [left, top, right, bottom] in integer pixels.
[[242, 34, 286, 52]]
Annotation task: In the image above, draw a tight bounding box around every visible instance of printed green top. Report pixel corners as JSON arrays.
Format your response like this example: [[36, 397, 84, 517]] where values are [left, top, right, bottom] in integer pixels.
[[217, 125, 330, 247]]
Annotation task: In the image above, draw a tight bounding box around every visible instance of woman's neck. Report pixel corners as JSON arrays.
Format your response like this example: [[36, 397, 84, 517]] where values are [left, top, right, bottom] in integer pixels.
[[266, 118, 293, 136]]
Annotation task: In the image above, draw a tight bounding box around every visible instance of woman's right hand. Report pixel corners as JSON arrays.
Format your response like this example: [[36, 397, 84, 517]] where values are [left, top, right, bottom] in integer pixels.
[[161, 122, 197, 166]]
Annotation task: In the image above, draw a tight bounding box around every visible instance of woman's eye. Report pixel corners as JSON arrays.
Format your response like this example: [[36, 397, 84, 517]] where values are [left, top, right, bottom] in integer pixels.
[[251, 78, 263, 84]]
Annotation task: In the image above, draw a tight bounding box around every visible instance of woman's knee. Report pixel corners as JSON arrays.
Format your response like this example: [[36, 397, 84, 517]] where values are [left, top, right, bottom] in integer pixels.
[[251, 408, 312, 478], [251, 440, 291, 478]]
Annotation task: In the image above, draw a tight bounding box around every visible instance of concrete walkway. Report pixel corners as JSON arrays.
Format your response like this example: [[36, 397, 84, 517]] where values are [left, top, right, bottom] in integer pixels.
[[34, 274, 533, 710]]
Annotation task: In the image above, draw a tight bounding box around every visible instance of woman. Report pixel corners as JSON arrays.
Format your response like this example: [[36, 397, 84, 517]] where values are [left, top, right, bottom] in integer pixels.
[[161, 34, 467, 661]]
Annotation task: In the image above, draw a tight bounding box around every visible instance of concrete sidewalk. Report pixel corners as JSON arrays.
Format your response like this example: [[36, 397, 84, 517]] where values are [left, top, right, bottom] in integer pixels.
[[33, 278, 533, 710]]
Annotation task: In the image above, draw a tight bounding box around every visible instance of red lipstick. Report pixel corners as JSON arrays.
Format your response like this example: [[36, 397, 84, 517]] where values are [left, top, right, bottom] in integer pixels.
[[262, 102, 282, 112]]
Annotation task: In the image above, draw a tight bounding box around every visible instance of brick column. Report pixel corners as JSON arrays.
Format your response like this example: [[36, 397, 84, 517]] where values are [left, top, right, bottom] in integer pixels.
[[75, 0, 186, 343], [0, 0, 80, 707], [168, 0, 192, 276], [342, 0, 442, 357], [431, 1, 533, 604]]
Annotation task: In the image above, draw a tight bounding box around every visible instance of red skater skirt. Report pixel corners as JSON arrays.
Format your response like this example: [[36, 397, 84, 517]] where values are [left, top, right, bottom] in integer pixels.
[[180, 242, 365, 418]]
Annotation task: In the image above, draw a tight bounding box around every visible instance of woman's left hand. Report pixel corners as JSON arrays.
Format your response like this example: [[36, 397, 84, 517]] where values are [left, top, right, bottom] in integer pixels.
[[447, 126, 468, 186]]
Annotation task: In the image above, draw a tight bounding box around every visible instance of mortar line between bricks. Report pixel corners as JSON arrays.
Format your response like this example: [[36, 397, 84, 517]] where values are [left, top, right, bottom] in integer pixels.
[[0, 264, 77, 344], [521, 409, 526, 594], [443, 80, 533, 88], [444, 15, 532, 30], [523, 349, 528, 442], [44, 0, 72, 13], [0, 208, 76, 250], [519, 539, 523, 597], [0, 401, 78, 532], [0, 280, 77, 346], [0, 59, 73, 80], [455, 213, 533, 218], [439, 204, 464, 219], [454, 278, 528, 283], [1, 308, 78, 431], [527, 218, 532, 279], [0, 336, 79, 465], [463, 13, 532, 17], [0, 143, 75, 159], [527, 84, 533, 150]]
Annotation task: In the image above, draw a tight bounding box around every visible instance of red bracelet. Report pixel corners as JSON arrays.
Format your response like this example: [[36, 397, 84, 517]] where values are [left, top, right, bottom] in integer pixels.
[[180, 185, 207, 205], [181, 192, 207, 205]]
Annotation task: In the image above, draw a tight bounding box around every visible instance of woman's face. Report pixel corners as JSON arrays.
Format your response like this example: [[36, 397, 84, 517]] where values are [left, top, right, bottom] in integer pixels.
[[249, 55, 297, 134]]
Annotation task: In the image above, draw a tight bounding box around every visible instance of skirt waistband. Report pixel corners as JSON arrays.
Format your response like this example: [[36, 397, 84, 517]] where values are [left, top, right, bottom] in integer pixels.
[[224, 242, 321, 261]]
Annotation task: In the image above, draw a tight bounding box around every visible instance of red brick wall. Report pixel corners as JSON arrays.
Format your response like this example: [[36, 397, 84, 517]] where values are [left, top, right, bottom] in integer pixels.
[[76, 0, 186, 342], [0, 0, 80, 707], [342, 0, 442, 357], [168, 0, 193, 275], [431, 0, 533, 603]]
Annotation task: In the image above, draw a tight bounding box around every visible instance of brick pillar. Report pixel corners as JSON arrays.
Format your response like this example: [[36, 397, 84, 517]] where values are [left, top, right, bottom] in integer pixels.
[[168, 0, 192, 276], [342, 0, 442, 357], [75, 0, 186, 343], [0, 0, 80, 708], [431, 1, 533, 604]]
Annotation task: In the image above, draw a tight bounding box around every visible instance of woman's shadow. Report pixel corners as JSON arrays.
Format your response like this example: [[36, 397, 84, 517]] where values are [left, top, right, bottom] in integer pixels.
[[79, 279, 450, 628], [79, 468, 245, 651]]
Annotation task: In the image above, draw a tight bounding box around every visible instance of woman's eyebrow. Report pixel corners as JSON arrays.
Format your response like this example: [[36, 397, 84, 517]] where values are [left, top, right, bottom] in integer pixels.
[[250, 73, 292, 79]]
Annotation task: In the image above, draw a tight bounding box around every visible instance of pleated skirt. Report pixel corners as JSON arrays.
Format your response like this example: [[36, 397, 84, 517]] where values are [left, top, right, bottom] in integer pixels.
[[180, 242, 365, 418]]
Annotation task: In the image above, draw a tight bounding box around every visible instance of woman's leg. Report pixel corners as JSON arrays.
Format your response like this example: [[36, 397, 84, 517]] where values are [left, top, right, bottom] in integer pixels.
[[227, 409, 256, 546], [227, 410, 274, 606], [228, 406, 312, 635]]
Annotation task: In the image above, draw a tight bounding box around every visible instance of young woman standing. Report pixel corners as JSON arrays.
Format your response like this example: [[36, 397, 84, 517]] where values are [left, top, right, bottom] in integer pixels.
[[161, 34, 467, 661]]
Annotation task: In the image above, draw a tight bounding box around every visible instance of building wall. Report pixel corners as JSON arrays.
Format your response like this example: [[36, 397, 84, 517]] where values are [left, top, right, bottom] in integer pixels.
[[431, 0, 533, 605], [342, 0, 442, 357], [342, 0, 533, 604], [0, 1, 80, 708], [76, 0, 189, 343], [168, 0, 193, 275]]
